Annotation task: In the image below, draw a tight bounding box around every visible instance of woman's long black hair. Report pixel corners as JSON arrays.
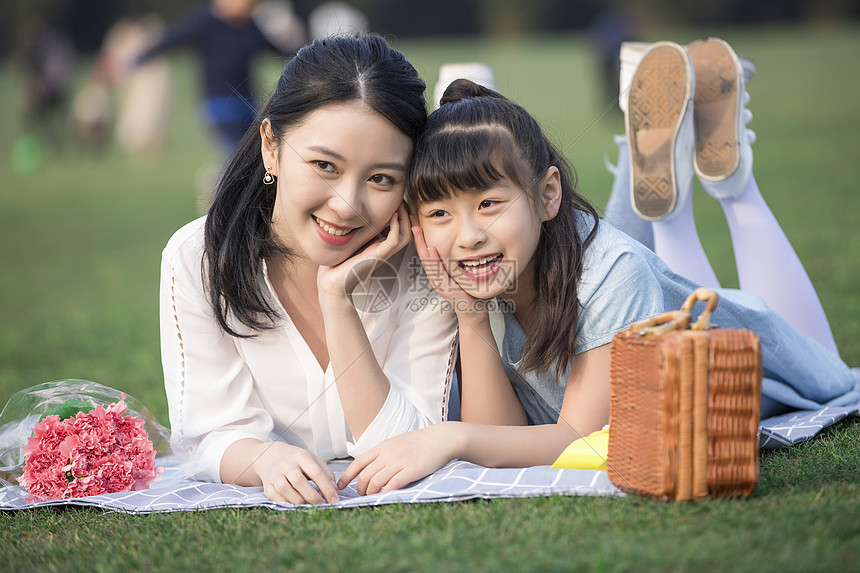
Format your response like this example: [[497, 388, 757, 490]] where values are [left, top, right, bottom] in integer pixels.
[[407, 79, 600, 378], [204, 34, 427, 337]]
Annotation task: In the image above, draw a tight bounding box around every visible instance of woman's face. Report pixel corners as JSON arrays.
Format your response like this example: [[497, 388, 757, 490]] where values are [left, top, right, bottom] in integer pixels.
[[261, 101, 413, 268]]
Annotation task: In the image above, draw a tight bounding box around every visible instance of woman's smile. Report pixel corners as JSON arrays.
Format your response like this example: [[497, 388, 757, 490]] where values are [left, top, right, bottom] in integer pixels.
[[312, 215, 361, 246]]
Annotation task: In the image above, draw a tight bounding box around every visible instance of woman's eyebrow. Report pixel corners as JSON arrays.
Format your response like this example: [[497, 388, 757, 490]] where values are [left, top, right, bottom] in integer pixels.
[[307, 145, 405, 171], [307, 145, 346, 161]]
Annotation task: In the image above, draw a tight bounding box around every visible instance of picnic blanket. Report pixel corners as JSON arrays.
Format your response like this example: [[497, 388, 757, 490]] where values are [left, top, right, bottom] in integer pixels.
[[2, 371, 858, 514]]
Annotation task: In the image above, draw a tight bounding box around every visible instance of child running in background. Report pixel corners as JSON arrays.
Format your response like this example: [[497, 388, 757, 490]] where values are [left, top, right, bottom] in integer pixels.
[[134, 0, 302, 155], [338, 40, 857, 495]]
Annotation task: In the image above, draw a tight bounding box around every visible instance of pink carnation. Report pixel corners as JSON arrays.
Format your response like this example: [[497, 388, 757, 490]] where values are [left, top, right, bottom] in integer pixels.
[[17, 400, 163, 498], [28, 415, 68, 453], [94, 454, 135, 493], [65, 475, 104, 498]]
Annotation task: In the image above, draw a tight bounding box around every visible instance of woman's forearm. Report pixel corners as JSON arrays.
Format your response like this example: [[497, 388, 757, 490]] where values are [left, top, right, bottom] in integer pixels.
[[220, 438, 267, 486], [321, 296, 390, 439]]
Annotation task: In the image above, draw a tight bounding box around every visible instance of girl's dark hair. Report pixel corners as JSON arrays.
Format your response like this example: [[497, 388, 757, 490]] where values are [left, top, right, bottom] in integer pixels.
[[204, 33, 427, 337], [407, 79, 599, 378]]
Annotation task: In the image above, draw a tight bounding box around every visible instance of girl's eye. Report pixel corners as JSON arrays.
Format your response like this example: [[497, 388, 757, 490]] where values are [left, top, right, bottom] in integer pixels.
[[314, 161, 336, 173], [427, 209, 448, 218], [479, 199, 497, 209], [369, 174, 395, 186]]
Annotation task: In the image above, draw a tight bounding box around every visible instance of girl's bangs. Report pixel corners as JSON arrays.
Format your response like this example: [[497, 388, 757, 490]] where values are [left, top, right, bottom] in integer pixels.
[[409, 125, 524, 204]]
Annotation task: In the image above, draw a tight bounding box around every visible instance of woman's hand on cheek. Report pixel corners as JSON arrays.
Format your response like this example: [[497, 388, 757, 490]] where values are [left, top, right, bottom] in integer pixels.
[[251, 441, 340, 505], [317, 202, 412, 305], [337, 423, 459, 496]]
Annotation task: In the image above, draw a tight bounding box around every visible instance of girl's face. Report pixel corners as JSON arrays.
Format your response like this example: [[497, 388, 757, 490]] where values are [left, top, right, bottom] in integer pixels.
[[261, 101, 412, 268], [416, 168, 561, 300]]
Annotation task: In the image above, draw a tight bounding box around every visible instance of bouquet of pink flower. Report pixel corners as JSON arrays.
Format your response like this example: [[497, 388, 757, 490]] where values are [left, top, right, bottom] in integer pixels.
[[17, 400, 163, 497], [0, 380, 169, 498]]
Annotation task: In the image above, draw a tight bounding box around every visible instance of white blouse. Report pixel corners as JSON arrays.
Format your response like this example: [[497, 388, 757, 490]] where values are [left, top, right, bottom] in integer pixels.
[[160, 217, 458, 482]]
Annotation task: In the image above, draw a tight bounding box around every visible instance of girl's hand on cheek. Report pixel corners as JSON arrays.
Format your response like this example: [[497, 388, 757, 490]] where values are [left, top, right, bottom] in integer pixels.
[[337, 424, 459, 495], [411, 219, 485, 322], [317, 202, 412, 306]]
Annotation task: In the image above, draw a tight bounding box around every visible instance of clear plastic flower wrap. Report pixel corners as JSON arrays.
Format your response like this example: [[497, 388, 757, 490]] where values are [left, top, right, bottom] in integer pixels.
[[0, 379, 171, 496]]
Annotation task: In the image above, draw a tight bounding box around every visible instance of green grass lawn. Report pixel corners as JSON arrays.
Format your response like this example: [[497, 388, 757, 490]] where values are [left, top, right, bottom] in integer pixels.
[[2, 23, 860, 572]]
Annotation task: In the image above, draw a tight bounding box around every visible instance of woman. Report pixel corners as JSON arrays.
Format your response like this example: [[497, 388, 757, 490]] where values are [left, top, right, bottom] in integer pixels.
[[160, 34, 458, 505]]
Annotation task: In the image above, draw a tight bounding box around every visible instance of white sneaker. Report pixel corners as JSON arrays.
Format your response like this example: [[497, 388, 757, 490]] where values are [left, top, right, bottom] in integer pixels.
[[619, 40, 755, 113], [625, 42, 695, 220], [687, 38, 755, 199], [433, 63, 496, 109]]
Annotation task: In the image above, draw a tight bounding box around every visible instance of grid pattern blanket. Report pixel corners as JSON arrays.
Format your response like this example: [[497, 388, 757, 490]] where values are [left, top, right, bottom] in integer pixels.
[[2, 372, 858, 513]]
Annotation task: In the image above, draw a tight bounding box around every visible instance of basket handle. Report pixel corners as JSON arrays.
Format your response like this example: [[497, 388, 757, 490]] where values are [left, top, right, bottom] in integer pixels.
[[680, 287, 719, 331], [627, 310, 692, 337]]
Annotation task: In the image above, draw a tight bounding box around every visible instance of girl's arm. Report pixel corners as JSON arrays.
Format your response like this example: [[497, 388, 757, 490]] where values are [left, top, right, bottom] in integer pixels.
[[456, 310, 527, 425], [412, 223, 527, 426], [339, 343, 612, 494]]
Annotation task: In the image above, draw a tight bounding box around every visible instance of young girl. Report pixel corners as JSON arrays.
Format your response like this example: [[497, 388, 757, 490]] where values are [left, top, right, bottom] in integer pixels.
[[160, 34, 458, 505], [337, 76, 857, 496]]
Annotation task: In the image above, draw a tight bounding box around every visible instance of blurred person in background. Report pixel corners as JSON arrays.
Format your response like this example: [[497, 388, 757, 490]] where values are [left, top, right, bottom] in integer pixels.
[[70, 13, 170, 160], [588, 6, 637, 113], [11, 16, 77, 173], [131, 0, 305, 156]]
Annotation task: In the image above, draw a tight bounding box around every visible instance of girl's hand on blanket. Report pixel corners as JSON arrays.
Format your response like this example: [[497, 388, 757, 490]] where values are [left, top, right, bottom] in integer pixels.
[[338, 423, 459, 495], [411, 218, 485, 322], [251, 441, 340, 505]]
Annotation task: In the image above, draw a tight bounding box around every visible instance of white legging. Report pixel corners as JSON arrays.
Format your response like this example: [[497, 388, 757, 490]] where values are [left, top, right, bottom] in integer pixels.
[[604, 136, 840, 357]]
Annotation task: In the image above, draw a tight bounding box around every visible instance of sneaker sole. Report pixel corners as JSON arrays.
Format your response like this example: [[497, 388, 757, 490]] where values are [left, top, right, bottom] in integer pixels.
[[688, 38, 741, 180], [627, 44, 690, 220]]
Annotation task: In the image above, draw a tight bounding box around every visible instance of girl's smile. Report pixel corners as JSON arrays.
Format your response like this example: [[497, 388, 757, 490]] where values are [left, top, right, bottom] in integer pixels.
[[457, 253, 504, 281]]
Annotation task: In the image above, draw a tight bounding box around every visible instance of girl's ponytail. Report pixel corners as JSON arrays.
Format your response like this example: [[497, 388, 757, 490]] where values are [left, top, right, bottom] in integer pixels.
[[439, 78, 504, 105]]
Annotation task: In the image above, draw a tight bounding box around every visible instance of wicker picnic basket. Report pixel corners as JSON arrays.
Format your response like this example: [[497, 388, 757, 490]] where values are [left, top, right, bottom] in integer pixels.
[[607, 288, 762, 501]]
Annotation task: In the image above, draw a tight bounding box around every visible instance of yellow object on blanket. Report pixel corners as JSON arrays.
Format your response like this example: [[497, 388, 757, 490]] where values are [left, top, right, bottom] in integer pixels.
[[551, 427, 610, 471]]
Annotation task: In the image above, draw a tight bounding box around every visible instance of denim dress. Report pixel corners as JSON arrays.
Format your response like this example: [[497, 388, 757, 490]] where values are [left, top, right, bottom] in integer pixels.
[[489, 214, 858, 425]]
